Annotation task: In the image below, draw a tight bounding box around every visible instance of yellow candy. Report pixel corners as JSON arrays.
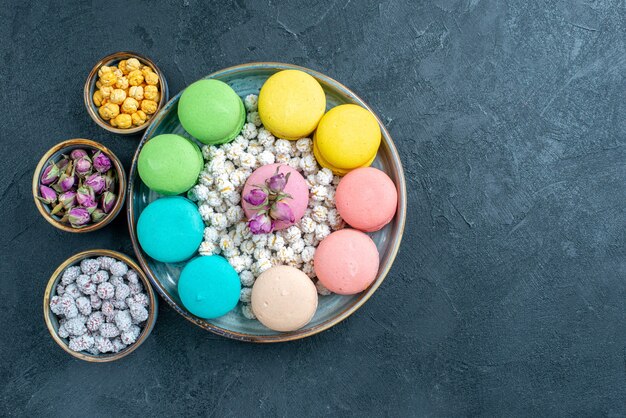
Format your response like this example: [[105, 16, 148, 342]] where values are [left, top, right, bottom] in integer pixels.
[[140, 99, 158, 114], [258, 70, 325, 140], [112, 113, 132, 129], [144, 71, 159, 86], [131, 110, 147, 126], [314, 104, 380, 170], [128, 70, 144, 86], [98, 103, 120, 120], [93, 90, 104, 107], [118, 60, 129, 75], [109, 88, 127, 105], [121, 97, 139, 114], [115, 76, 129, 90], [143, 85, 159, 101], [100, 72, 117, 87], [125, 58, 141, 72]]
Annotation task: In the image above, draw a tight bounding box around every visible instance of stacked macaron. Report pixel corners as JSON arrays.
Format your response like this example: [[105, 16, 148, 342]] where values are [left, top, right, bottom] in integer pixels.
[[313, 104, 382, 175]]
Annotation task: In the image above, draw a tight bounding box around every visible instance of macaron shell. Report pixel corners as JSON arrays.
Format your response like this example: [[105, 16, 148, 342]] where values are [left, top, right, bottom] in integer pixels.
[[251, 266, 318, 332], [137, 134, 204, 195], [315, 104, 381, 169], [258, 70, 326, 140], [335, 167, 398, 232], [178, 256, 241, 319], [313, 136, 375, 176], [137, 197, 204, 263], [241, 163, 309, 230], [178, 79, 246, 145], [314, 229, 380, 295]]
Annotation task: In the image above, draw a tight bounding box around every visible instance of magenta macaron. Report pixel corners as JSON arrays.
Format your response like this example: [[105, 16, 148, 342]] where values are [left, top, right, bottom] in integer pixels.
[[241, 163, 309, 230]]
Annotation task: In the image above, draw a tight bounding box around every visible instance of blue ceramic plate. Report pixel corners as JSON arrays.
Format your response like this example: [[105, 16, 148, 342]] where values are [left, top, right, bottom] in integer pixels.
[[127, 63, 406, 342]]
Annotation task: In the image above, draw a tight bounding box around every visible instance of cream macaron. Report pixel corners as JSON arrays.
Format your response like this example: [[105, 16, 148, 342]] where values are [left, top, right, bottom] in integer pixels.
[[251, 266, 318, 332]]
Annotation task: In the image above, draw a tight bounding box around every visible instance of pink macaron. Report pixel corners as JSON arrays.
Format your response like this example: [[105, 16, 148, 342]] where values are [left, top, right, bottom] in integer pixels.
[[335, 167, 397, 232], [314, 229, 380, 295], [241, 163, 309, 230]]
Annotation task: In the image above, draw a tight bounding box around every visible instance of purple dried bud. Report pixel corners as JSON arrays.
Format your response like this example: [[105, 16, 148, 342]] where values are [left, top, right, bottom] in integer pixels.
[[92, 151, 112, 173], [74, 156, 92, 177], [104, 170, 116, 192], [54, 173, 75, 192], [38, 185, 57, 205], [266, 170, 288, 193], [76, 186, 95, 206], [91, 209, 107, 222], [269, 201, 295, 223], [83, 198, 98, 214], [58, 191, 77, 209], [68, 207, 90, 227], [85, 173, 106, 194], [244, 188, 268, 206], [40, 162, 60, 185], [70, 149, 88, 159], [248, 213, 274, 234], [100, 191, 117, 213], [57, 157, 70, 172]]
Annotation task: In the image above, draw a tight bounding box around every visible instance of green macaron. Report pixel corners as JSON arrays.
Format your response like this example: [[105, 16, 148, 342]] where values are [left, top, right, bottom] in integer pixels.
[[137, 134, 203, 195], [177, 79, 246, 145]]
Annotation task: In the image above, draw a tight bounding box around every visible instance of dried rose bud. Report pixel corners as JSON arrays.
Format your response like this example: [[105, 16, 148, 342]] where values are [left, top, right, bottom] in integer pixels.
[[248, 213, 274, 234], [101, 191, 117, 213], [76, 186, 95, 206], [53, 173, 75, 192], [92, 151, 112, 173], [40, 162, 60, 185], [266, 166, 290, 193], [68, 207, 90, 227], [85, 173, 106, 194], [57, 157, 70, 173], [269, 201, 295, 223], [70, 149, 88, 159], [91, 209, 107, 222], [83, 198, 98, 214], [58, 191, 77, 209], [244, 188, 268, 207], [104, 170, 116, 192], [38, 185, 57, 205], [74, 156, 92, 177]]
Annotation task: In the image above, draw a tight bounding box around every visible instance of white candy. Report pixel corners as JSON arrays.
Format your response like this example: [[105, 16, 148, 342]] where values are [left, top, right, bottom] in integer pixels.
[[240, 270, 255, 287], [240, 287, 252, 303], [315, 168, 333, 186], [244, 94, 258, 111], [204, 227, 220, 243], [247, 111, 262, 127], [257, 150, 276, 165], [241, 304, 256, 320], [311, 205, 328, 223], [241, 122, 258, 140], [296, 138, 312, 154], [301, 246, 316, 263], [274, 139, 292, 155]]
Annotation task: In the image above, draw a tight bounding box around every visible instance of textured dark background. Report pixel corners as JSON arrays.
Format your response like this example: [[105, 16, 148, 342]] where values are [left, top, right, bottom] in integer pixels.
[[1, 0, 625, 416]]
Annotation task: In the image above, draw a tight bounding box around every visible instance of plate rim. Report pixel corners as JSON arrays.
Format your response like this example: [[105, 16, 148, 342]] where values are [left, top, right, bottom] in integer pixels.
[[127, 62, 407, 343]]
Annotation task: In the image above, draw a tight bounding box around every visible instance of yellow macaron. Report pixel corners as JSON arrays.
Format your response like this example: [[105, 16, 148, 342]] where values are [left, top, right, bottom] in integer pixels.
[[314, 104, 381, 172], [258, 70, 326, 140], [313, 136, 375, 176]]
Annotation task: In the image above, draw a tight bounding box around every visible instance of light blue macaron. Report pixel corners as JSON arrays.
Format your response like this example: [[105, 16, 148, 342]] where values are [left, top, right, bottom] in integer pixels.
[[178, 256, 241, 319], [137, 196, 204, 263]]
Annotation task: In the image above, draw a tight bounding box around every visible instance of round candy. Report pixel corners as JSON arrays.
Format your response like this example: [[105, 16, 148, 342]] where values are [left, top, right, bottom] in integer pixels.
[[178, 79, 245, 145], [251, 266, 318, 331], [241, 164, 309, 230], [314, 104, 381, 172], [137, 197, 204, 263], [137, 134, 203, 195], [178, 256, 241, 319], [258, 70, 326, 140], [314, 229, 379, 295], [335, 167, 398, 232]]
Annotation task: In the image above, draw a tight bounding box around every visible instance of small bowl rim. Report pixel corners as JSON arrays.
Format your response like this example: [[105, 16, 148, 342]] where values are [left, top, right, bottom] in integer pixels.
[[127, 62, 407, 343], [43, 249, 158, 362], [32, 138, 127, 233], [83, 51, 169, 135]]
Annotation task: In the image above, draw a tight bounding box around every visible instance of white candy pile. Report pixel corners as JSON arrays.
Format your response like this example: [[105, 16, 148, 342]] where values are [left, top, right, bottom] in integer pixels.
[[49, 257, 150, 354], [188, 94, 345, 319]]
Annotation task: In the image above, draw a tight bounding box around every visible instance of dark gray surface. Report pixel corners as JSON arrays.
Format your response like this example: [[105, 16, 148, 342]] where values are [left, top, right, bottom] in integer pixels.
[[1, 0, 625, 416]]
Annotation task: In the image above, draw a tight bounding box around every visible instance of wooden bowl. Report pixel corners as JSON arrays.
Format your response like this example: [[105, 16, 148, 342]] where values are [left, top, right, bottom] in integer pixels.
[[127, 63, 407, 343], [43, 249, 158, 362], [32, 138, 126, 233], [84, 51, 169, 135]]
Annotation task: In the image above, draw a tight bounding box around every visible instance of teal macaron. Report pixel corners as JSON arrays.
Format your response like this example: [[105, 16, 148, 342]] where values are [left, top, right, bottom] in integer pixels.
[[137, 134, 204, 195], [137, 197, 204, 263], [177, 79, 246, 145], [177, 256, 241, 319]]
